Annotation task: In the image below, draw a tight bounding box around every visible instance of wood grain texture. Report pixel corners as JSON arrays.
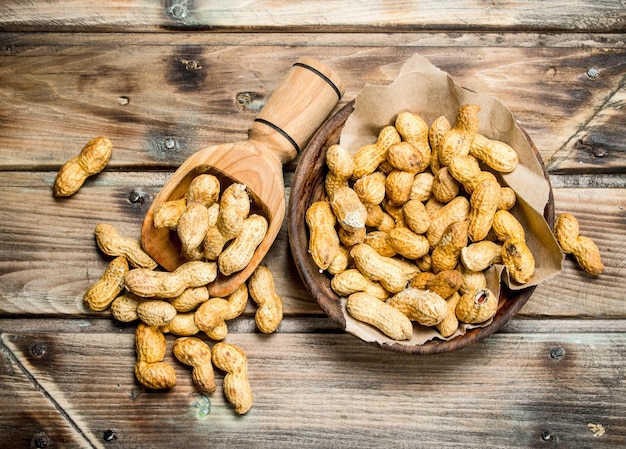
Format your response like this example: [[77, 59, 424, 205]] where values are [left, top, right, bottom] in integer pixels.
[[2, 326, 625, 448], [0, 171, 623, 318], [0, 35, 624, 171], [0, 1, 624, 32]]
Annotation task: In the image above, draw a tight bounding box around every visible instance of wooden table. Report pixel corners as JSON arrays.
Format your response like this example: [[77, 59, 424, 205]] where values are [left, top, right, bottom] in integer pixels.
[[1, 2, 625, 448]]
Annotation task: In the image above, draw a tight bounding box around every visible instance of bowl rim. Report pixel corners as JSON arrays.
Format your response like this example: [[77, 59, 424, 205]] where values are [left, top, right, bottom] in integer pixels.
[[287, 100, 555, 354]]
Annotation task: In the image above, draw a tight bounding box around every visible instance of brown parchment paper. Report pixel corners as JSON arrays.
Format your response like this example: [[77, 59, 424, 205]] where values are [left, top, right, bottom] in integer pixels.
[[337, 54, 563, 346]]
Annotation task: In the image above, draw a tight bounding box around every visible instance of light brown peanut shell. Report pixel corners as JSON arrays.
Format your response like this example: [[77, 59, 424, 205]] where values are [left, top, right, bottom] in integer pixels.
[[83, 256, 129, 311], [95, 223, 158, 269], [306, 201, 340, 271], [387, 288, 448, 327], [346, 292, 413, 341], [124, 261, 217, 299], [54, 136, 113, 197], [212, 342, 253, 415], [501, 238, 535, 284], [218, 214, 268, 276], [455, 288, 498, 324]]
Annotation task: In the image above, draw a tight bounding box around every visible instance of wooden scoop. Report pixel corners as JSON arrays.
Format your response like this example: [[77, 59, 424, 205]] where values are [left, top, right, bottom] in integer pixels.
[[141, 57, 344, 297]]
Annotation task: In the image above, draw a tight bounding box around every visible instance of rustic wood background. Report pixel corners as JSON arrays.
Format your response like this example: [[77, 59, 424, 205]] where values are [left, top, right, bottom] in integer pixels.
[[0, 1, 624, 448]]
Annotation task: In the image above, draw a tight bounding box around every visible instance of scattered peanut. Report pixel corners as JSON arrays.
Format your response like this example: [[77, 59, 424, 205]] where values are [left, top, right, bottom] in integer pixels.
[[212, 342, 253, 414], [554, 213, 604, 275], [134, 323, 176, 389], [95, 223, 158, 269], [83, 256, 129, 311], [173, 337, 216, 394], [137, 300, 177, 327], [248, 266, 284, 334], [53, 136, 113, 197], [194, 283, 248, 340], [124, 261, 217, 299]]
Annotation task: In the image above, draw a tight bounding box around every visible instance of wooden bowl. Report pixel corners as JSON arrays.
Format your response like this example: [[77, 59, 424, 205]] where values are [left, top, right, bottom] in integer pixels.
[[288, 100, 555, 354]]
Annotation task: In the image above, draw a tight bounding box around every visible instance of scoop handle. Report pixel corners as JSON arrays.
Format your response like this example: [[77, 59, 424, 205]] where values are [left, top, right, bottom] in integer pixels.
[[248, 57, 345, 164]]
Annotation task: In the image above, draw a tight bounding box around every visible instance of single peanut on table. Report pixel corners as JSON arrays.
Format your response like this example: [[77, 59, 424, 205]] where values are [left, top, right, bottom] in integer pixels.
[[248, 266, 284, 334], [134, 323, 176, 389], [194, 283, 248, 340], [53, 136, 113, 197], [212, 342, 253, 415], [173, 337, 216, 394], [554, 213, 604, 275]]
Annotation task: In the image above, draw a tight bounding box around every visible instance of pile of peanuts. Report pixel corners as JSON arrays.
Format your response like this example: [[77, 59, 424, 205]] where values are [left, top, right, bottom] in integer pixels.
[[306, 104, 604, 341], [55, 138, 284, 415]]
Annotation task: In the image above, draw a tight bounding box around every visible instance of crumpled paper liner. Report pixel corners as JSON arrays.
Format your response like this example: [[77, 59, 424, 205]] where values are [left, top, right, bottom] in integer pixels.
[[337, 54, 563, 346]]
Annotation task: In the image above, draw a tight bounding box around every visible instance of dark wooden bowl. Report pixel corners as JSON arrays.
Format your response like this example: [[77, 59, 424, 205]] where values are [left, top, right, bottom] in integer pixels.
[[288, 100, 554, 354]]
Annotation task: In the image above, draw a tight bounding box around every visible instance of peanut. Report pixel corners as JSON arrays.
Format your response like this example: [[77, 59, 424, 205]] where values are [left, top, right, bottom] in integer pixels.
[[424, 269, 463, 299], [248, 266, 284, 334], [186, 174, 220, 207], [436, 291, 461, 337], [194, 283, 248, 340], [327, 246, 350, 275], [124, 261, 217, 299], [218, 214, 268, 276], [388, 227, 430, 260], [83, 256, 129, 311], [306, 201, 340, 271], [354, 172, 387, 205], [409, 172, 435, 202], [387, 288, 448, 327], [203, 183, 250, 260], [346, 292, 413, 340], [427, 115, 451, 174], [161, 312, 200, 336], [395, 111, 431, 172], [331, 268, 390, 300], [110, 293, 141, 322], [461, 240, 503, 272], [426, 196, 470, 248], [338, 226, 367, 248], [172, 337, 216, 394], [137, 300, 177, 327], [352, 125, 401, 179], [455, 288, 498, 324], [350, 243, 411, 293], [385, 169, 416, 206], [501, 237, 535, 284], [439, 104, 481, 167], [363, 231, 397, 258], [468, 175, 501, 242], [431, 221, 469, 273], [153, 198, 187, 230], [497, 187, 517, 211], [212, 342, 253, 414], [330, 186, 367, 233], [447, 154, 481, 194], [386, 141, 423, 174], [364, 203, 395, 231], [53, 136, 113, 197], [402, 199, 431, 235], [492, 209, 525, 242], [176, 202, 210, 260], [470, 134, 519, 173], [134, 323, 176, 389], [554, 213, 604, 275], [95, 223, 158, 269], [325, 144, 354, 198], [168, 286, 209, 312], [457, 263, 487, 295], [432, 167, 460, 203]]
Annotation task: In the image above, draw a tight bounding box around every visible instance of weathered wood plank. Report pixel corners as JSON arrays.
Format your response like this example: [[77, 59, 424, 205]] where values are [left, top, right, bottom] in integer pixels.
[[0, 336, 97, 448], [0, 1, 624, 32], [2, 328, 625, 448], [0, 172, 624, 318], [0, 35, 624, 171]]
